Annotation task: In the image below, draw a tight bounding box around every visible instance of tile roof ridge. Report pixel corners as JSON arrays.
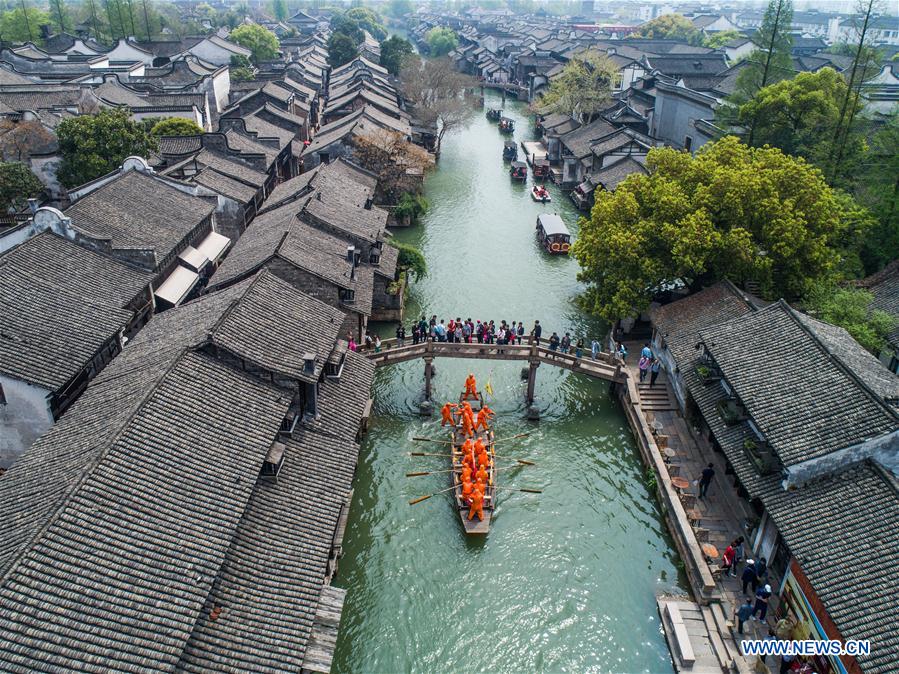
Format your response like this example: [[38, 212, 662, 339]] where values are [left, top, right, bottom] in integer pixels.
[[0, 347, 196, 588]]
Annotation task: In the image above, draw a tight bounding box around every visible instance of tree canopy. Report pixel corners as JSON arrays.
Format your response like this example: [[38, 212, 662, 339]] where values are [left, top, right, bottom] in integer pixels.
[[151, 117, 204, 137], [0, 7, 50, 43], [351, 129, 432, 203], [426, 27, 458, 57], [229, 24, 279, 63], [345, 7, 387, 41], [390, 240, 428, 280], [572, 137, 862, 320], [703, 30, 744, 49], [387, 0, 413, 18], [400, 55, 475, 154], [57, 108, 158, 188], [0, 162, 43, 214], [732, 0, 794, 107], [855, 114, 899, 273], [271, 0, 288, 22], [536, 50, 619, 124], [330, 13, 364, 45], [805, 284, 896, 354], [631, 14, 698, 42], [380, 35, 414, 75], [328, 32, 359, 68]]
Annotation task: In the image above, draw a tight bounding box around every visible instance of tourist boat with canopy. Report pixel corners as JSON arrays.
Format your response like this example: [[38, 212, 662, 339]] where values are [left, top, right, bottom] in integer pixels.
[[532, 158, 550, 179], [502, 140, 518, 161], [499, 117, 515, 133], [452, 392, 495, 535], [531, 184, 551, 203], [486, 108, 503, 121], [510, 161, 527, 181], [536, 213, 571, 254]]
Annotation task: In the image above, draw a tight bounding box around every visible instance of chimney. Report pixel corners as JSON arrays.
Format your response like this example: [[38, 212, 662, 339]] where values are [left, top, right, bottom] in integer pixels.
[[259, 441, 286, 482], [346, 245, 355, 262], [364, 196, 373, 210], [302, 352, 316, 373]]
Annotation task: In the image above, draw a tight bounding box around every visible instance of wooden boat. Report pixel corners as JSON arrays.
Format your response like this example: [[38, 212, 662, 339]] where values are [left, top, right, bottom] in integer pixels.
[[536, 213, 571, 254], [531, 185, 551, 203], [510, 161, 527, 181], [502, 140, 518, 161], [499, 117, 515, 133], [451, 392, 495, 535], [532, 158, 550, 179], [486, 108, 503, 121]]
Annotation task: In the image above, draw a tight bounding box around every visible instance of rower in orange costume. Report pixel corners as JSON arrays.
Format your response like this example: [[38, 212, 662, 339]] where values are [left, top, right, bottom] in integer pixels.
[[463, 374, 478, 400], [475, 407, 494, 431], [474, 438, 486, 454], [460, 413, 475, 438], [460, 464, 473, 483], [468, 488, 485, 521], [461, 479, 474, 505], [440, 402, 457, 426], [477, 450, 490, 469], [475, 465, 488, 484]]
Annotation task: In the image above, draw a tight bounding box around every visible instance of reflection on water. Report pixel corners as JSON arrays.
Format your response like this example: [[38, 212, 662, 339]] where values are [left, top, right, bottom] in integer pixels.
[[333, 93, 682, 674]]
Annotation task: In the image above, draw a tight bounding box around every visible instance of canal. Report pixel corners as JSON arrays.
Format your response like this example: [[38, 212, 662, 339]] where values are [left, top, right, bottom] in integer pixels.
[[332, 91, 685, 673]]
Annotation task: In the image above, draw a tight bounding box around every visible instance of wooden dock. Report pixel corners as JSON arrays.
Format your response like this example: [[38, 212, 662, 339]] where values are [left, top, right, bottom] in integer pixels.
[[520, 140, 547, 165], [302, 585, 346, 673]]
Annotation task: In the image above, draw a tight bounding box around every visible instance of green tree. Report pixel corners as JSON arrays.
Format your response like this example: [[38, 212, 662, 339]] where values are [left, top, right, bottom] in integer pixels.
[[49, 0, 69, 33], [732, 0, 794, 133], [328, 32, 358, 67], [151, 117, 204, 136], [631, 14, 699, 42], [380, 35, 413, 75], [703, 30, 744, 50], [271, 0, 287, 21], [330, 12, 364, 44], [856, 114, 899, 274], [57, 108, 158, 188], [387, 0, 413, 18], [572, 137, 860, 320], [0, 6, 50, 43], [805, 284, 896, 354], [426, 27, 458, 56], [229, 24, 279, 63], [738, 68, 860, 169], [535, 50, 619, 123], [345, 7, 387, 40], [0, 162, 43, 213], [389, 240, 427, 280]]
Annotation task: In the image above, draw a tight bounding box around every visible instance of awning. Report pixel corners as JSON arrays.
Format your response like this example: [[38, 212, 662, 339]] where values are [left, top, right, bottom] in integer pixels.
[[195, 230, 231, 264], [178, 245, 209, 273], [154, 265, 200, 307]]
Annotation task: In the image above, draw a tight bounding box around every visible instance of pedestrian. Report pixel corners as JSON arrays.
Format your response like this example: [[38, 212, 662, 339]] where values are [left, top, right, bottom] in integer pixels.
[[463, 319, 472, 343], [374, 335, 382, 352], [364, 332, 374, 351], [741, 559, 757, 595], [412, 324, 421, 345], [531, 320, 542, 345], [638, 354, 650, 382], [560, 332, 571, 353], [591, 339, 600, 360], [418, 315, 428, 341], [549, 332, 560, 351], [641, 342, 653, 359], [754, 557, 768, 588], [752, 584, 772, 622], [348, 337, 357, 352], [649, 358, 661, 388], [575, 337, 584, 358], [435, 320, 447, 342], [733, 536, 745, 577], [517, 321, 524, 344], [618, 342, 628, 363], [736, 596, 754, 635], [721, 540, 736, 576], [447, 318, 456, 343], [454, 323, 463, 343], [396, 324, 406, 346], [697, 463, 714, 499]]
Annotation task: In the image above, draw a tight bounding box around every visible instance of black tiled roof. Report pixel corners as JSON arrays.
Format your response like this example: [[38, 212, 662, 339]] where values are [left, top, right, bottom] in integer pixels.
[[65, 170, 214, 269], [699, 301, 899, 466], [0, 232, 153, 389]]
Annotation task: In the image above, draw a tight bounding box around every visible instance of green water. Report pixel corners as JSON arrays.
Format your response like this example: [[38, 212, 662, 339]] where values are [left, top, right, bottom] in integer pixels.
[[332, 93, 683, 673]]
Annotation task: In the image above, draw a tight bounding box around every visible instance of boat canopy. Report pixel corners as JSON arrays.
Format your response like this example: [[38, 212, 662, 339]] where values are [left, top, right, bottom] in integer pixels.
[[504, 140, 516, 148], [511, 161, 526, 169], [537, 214, 570, 237]]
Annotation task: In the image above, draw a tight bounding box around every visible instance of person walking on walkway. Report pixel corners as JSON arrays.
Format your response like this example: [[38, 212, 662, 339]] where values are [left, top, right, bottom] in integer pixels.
[[736, 597, 754, 635], [517, 322, 524, 344], [732, 536, 745, 577], [591, 339, 600, 360], [560, 332, 571, 353], [548, 332, 560, 351], [698, 463, 714, 499], [618, 342, 628, 363], [396, 324, 406, 346], [641, 343, 653, 359], [575, 337, 584, 358], [649, 358, 661, 387], [752, 584, 772, 622], [530, 320, 542, 345], [755, 557, 768, 588], [638, 355, 650, 382], [741, 559, 757, 594], [721, 540, 736, 576]]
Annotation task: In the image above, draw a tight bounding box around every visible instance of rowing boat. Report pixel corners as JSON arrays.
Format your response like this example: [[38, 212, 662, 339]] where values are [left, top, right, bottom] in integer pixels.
[[451, 392, 495, 535]]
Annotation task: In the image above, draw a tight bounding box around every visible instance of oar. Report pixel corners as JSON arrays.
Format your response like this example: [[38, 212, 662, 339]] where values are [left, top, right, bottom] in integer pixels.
[[406, 464, 531, 477], [409, 452, 536, 466], [492, 486, 542, 493], [409, 484, 458, 505]]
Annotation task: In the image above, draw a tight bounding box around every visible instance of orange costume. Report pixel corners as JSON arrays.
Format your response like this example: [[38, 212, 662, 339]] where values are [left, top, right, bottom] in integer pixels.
[[468, 489, 485, 521], [475, 465, 488, 484], [440, 402, 457, 426], [461, 479, 474, 505], [460, 414, 474, 438], [461, 465, 472, 482], [474, 438, 486, 454], [475, 407, 494, 431], [477, 450, 490, 469], [463, 374, 478, 400]]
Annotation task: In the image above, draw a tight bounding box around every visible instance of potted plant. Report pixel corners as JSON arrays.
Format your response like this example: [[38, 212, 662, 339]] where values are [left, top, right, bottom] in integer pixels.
[[716, 398, 745, 425], [695, 361, 721, 385]]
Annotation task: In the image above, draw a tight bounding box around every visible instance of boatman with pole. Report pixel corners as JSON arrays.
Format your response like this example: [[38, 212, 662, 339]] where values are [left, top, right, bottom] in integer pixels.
[[463, 373, 478, 400], [440, 402, 457, 427]]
